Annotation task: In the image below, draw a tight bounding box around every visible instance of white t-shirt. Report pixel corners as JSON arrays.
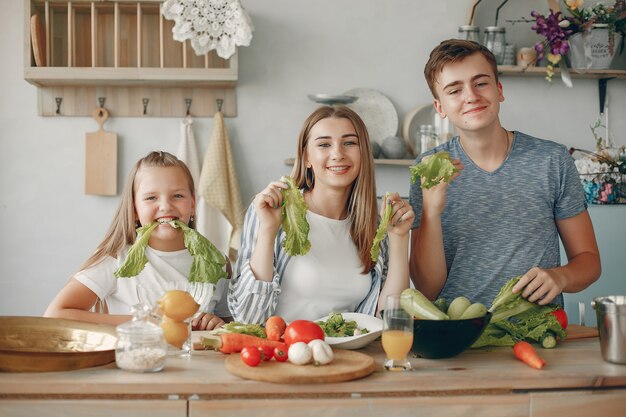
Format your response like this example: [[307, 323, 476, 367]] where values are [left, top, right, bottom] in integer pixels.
[[274, 211, 371, 322], [75, 247, 230, 317]]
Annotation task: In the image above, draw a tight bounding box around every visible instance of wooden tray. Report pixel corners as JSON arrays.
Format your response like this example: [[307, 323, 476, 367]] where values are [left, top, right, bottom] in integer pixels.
[[225, 349, 376, 384], [565, 324, 598, 340]]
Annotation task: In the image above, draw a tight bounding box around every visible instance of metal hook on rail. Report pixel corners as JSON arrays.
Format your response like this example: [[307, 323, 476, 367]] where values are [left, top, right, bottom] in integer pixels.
[[55, 97, 62, 115], [185, 98, 192, 116], [98, 97, 106, 117], [142, 98, 149, 115], [216, 98, 223, 113]]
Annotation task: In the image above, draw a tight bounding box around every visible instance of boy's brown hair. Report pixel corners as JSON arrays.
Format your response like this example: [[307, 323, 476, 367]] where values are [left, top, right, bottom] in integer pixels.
[[424, 39, 499, 99]]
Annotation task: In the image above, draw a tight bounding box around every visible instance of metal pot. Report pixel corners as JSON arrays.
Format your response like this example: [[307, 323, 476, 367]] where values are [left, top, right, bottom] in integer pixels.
[[592, 295, 626, 365]]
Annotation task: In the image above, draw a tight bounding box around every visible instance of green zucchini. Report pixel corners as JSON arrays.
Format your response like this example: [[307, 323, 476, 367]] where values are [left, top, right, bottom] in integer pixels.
[[400, 288, 449, 320], [459, 302, 487, 319], [540, 331, 557, 349], [447, 296, 472, 319], [433, 297, 449, 314]]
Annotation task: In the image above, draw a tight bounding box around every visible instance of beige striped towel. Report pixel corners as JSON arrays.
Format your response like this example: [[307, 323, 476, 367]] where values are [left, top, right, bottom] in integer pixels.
[[197, 110, 244, 260]]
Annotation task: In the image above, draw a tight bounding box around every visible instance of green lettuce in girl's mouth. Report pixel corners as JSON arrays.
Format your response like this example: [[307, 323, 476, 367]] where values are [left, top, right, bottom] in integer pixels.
[[114, 220, 228, 284]]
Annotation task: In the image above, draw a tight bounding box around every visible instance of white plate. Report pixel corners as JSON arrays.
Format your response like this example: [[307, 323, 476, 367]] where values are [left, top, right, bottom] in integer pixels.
[[402, 104, 456, 156], [343, 88, 398, 144], [308, 94, 358, 105], [315, 312, 383, 350]]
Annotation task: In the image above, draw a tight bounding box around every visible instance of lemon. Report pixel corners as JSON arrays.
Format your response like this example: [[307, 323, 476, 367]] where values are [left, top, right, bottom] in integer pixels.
[[157, 290, 199, 321], [160, 317, 190, 349]]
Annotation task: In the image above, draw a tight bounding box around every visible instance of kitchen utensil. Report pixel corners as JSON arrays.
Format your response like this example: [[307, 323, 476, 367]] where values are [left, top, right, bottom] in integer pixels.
[[593, 295, 626, 364], [0, 316, 117, 372], [343, 88, 398, 145], [410, 313, 492, 359], [315, 312, 383, 350], [85, 107, 118, 195], [308, 94, 358, 105], [225, 349, 375, 383], [30, 14, 46, 67]]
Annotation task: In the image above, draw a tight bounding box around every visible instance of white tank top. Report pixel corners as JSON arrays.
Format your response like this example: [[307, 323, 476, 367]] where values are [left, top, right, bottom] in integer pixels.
[[275, 211, 371, 322]]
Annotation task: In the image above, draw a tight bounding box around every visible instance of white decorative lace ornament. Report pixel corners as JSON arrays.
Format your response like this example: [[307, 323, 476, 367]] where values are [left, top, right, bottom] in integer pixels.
[[162, 0, 254, 59]]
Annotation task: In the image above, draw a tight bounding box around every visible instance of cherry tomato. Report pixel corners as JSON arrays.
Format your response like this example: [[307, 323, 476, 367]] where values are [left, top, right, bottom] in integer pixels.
[[283, 320, 325, 345], [258, 345, 274, 361], [551, 309, 568, 329], [240, 346, 261, 367], [273, 345, 289, 362]]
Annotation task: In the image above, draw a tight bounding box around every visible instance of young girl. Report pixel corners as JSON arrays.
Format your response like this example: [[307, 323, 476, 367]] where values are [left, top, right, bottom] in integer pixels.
[[228, 106, 414, 324], [45, 151, 231, 330]]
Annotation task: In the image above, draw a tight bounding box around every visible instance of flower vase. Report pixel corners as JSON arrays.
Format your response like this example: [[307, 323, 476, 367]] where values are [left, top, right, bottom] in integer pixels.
[[568, 24, 623, 70]]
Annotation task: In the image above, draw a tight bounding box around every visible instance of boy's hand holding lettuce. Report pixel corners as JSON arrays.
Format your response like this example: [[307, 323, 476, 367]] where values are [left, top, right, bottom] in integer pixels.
[[410, 151, 459, 189], [471, 276, 567, 348], [370, 192, 393, 262], [280, 176, 311, 256], [114, 220, 228, 284]]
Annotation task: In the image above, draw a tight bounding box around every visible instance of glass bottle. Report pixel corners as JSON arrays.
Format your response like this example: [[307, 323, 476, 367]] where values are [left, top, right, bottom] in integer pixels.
[[419, 124, 438, 154], [483, 26, 506, 65], [458, 25, 480, 43], [115, 304, 167, 373]]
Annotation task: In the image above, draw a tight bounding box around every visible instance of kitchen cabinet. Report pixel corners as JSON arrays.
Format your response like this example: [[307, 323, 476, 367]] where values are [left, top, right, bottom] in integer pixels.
[[24, 0, 237, 117], [1, 338, 625, 417]]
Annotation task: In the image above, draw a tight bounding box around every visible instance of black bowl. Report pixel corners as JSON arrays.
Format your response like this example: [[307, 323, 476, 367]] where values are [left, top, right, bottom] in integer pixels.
[[410, 312, 492, 359]]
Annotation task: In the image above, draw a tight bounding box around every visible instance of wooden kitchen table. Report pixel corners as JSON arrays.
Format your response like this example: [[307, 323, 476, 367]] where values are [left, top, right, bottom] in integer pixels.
[[1, 337, 625, 417]]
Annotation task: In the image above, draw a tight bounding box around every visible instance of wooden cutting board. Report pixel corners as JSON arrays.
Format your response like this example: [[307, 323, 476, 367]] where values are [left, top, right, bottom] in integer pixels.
[[225, 349, 376, 384], [30, 14, 45, 67], [85, 108, 118, 196], [565, 324, 598, 340]]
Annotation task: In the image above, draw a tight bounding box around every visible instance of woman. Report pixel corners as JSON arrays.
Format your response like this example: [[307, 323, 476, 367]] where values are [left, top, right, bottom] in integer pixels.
[[228, 106, 414, 324]]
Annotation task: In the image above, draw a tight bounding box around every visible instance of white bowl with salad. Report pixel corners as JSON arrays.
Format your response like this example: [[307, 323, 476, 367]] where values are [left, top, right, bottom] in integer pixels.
[[315, 313, 383, 350]]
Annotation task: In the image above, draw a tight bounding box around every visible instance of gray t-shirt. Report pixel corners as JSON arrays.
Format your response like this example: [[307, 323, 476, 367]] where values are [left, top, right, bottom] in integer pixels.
[[409, 131, 586, 308]]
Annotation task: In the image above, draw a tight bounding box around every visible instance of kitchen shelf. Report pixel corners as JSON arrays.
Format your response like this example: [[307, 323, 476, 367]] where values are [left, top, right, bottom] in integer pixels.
[[24, 0, 238, 117], [498, 65, 626, 79], [284, 158, 413, 166]]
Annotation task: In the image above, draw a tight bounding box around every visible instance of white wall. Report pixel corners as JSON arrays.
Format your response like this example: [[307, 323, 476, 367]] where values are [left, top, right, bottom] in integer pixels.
[[1, 0, 625, 316]]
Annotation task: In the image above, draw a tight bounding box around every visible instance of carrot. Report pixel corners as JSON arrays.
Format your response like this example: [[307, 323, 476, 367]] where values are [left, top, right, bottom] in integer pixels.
[[265, 316, 287, 341], [200, 333, 286, 354], [513, 341, 546, 369]]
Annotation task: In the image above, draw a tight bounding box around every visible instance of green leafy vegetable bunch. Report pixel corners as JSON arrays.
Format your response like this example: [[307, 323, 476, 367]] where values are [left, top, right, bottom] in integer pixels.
[[316, 313, 369, 337], [370, 192, 393, 262], [280, 176, 311, 256], [410, 151, 459, 189]]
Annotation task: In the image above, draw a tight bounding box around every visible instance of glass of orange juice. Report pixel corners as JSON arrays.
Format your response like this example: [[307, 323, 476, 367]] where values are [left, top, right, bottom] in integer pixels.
[[382, 294, 414, 371]]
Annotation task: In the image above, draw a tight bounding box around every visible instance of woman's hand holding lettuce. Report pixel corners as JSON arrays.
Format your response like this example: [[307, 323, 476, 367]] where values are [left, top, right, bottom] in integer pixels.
[[472, 276, 567, 348]]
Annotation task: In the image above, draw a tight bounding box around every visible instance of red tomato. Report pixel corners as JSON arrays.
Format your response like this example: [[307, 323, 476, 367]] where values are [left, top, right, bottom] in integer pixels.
[[273, 345, 288, 362], [240, 346, 261, 367], [283, 320, 325, 345], [258, 345, 274, 361], [551, 309, 568, 329]]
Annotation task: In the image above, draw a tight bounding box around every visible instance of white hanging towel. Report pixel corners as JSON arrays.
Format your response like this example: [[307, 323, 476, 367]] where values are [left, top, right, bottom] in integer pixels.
[[197, 110, 244, 261], [176, 115, 201, 184]]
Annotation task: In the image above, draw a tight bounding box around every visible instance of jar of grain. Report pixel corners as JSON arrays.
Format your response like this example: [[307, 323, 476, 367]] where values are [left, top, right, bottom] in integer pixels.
[[115, 304, 167, 372]]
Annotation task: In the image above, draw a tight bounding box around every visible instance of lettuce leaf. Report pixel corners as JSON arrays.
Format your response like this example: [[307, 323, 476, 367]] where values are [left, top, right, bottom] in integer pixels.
[[114, 220, 227, 284], [471, 276, 568, 348], [280, 176, 311, 256], [409, 151, 459, 189], [113, 222, 159, 278], [370, 192, 392, 262]]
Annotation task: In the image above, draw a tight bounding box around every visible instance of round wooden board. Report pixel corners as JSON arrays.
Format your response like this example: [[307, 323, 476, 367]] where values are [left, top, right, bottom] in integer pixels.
[[225, 349, 376, 384]]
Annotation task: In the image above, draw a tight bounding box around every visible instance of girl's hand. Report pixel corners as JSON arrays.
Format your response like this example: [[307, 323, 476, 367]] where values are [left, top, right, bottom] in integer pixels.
[[192, 313, 225, 330], [385, 192, 414, 237], [421, 158, 463, 217], [512, 267, 567, 305], [253, 180, 289, 233]]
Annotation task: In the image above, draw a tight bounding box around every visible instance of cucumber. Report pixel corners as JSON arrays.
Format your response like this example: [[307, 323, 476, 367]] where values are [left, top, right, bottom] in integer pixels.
[[459, 302, 487, 319], [400, 288, 449, 320], [433, 297, 448, 314], [540, 331, 557, 349], [447, 296, 471, 319]]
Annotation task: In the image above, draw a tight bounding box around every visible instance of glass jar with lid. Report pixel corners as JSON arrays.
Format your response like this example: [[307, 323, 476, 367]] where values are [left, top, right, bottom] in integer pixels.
[[419, 124, 439, 154], [458, 25, 480, 43], [115, 304, 167, 373], [483, 26, 506, 65]]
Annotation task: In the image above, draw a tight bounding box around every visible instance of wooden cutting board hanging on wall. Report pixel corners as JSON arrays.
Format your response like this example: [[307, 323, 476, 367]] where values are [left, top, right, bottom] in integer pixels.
[[85, 108, 118, 196]]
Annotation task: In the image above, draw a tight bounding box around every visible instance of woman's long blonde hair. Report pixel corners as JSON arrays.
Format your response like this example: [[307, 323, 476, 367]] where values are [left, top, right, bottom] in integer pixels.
[[79, 151, 195, 271], [291, 106, 378, 273]]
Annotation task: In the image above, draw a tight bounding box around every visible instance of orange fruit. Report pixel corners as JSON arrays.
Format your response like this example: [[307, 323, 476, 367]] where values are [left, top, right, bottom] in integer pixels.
[[160, 317, 190, 349], [157, 290, 199, 321]]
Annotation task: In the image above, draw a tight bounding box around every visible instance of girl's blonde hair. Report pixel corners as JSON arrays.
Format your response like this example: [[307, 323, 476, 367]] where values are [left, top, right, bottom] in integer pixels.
[[79, 151, 195, 271], [291, 106, 377, 273]]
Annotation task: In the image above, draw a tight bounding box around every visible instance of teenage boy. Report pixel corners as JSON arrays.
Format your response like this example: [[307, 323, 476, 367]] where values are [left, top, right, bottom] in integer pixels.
[[409, 39, 600, 307]]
